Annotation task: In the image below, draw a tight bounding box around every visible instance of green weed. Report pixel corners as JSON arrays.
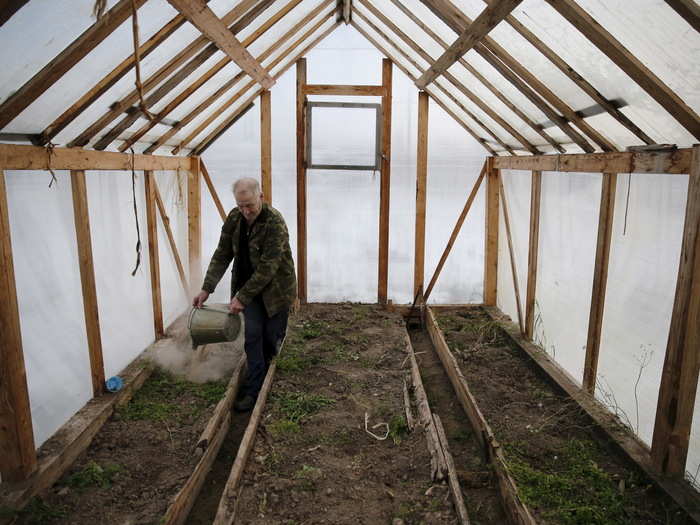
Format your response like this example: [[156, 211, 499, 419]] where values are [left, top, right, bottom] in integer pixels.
[[388, 414, 409, 445], [272, 391, 334, 423], [299, 320, 327, 340], [65, 460, 123, 490], [294, 464, 321, 491], [268, 419, 300, 438], [277, 342, 321, 373]]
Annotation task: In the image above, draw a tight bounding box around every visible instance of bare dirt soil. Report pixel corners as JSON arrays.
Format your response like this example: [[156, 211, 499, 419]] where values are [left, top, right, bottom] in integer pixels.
[[436, 306, 694, 525], [234, 304, 467, 524]]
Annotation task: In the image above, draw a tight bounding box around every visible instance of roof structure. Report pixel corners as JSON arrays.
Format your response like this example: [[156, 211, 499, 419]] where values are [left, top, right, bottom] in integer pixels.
[[0, 0, 698, 157]]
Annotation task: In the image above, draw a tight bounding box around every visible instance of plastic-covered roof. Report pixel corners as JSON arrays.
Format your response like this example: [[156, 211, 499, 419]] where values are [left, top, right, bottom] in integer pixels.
[[0, 0, 698, 156]]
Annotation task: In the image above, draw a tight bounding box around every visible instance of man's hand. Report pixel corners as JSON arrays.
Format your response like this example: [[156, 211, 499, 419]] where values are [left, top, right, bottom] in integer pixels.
[[192, 290, 210, 308], [229, 296, 245, 314]]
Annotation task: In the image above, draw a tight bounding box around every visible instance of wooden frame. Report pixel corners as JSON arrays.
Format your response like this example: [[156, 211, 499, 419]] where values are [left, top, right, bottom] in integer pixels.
[[260, 90, 272, 204], [378, 58, 393, 305], [296, 58, 308, 304], [144, 170, 164, 339], [483, 157, 499, 305], [524, 171, 542, 339], [414, 91, 429, 299], [188, 157, 202, 295]]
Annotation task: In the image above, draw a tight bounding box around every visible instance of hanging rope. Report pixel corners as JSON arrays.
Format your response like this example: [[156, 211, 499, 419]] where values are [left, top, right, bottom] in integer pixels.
[[129, 148, 142, 276], [46, 142, 58, 188], [623, 172, 632, 236], [130, 0, 156, 121], [93, 0, 107, 20]]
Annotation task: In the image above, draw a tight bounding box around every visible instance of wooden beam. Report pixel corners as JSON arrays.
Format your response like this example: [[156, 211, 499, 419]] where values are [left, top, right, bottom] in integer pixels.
[[342, 0, 352, 23], [524, 171, 542, 340], [424, 163, 486, 303], [0, 144, 191, 171], [414, 91, 429, 299], [200, 161, 227, 223], [144, 171, 164, 339], [492, 149, 693, 174], [302, 84, 385, 96], [544, 0, 700, 140], [260, 90, 272, 204], [582, 172, 617, 393], [188, 158, 202, 295], [415, 0, 523, 89], [0, 0, 147, 130], [70, 170, 105, 396], [378, 58, 392, 305], [484, 158, 499, 305], [652, 145, 700, 476], [166, 0, 273, 89], [665, 0, 700, 32], [145, 2, 334, 155], [499, 178, 525, 334], [70, 0, 270, 149], [0, 0, 29, 28], [153, 179, 189, 296], [297, 58, 308, 304], [0, 169, 37, 482]]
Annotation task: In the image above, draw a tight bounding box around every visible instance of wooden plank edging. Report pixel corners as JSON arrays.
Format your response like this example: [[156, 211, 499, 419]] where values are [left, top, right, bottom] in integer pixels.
[[424, 307, 537, 525], [482, 305, 700, 523]]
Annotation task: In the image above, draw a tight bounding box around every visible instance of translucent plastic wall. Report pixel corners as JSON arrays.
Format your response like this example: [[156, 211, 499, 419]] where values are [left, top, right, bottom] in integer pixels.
[[496, 168, 699, 484]]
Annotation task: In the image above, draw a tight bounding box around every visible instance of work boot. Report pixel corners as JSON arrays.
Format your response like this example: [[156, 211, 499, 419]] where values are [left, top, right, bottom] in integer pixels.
[[234, 394, 256, 412]]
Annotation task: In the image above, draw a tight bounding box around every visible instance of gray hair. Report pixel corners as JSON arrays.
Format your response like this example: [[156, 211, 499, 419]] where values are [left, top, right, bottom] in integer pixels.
[[232, 177, 261, 195]]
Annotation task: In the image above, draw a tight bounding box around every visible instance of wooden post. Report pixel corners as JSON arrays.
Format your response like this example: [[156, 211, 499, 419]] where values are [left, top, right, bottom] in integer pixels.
[[0, 169, 37, 481], [296, 58, 307, 304], [651, 145, 700, 476], [144, 171, 163, 339], [260, 89, 272, 204], [582, 172, 617, 393], [499, 178, 525, 334], [414, 91, 429, 299], [483, 157, 499, 305], [525, 170, 542, 339], [378, 58, 393, 304], [188, 157, 202, 295], [70, 170, 105, 396]]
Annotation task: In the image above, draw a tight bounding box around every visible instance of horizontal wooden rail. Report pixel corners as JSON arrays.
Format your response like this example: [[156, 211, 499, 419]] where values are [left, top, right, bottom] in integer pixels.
[[0, 144, 193, 171], [492, 149, 692, 174], [302, 84, 386, 96]]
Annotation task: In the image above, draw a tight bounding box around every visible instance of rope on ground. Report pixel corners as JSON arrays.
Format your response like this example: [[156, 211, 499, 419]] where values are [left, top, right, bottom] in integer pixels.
[[129, 148, 142, 276], [364, 412, 389, 441], [46, 142, 58, 188], [130, 0, 156, 122]]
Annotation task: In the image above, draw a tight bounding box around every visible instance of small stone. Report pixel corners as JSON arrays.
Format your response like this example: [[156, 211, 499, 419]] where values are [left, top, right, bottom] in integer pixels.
[[57, 486, 70, 496], [326, 487, 333, 496], [392, 519, 405, 525]]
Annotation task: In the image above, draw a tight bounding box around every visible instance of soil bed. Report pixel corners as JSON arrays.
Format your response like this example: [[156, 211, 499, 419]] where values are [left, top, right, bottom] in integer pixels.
[[435, 306, 693, 525], [9, 367, 229, 525], [234, 304, 459, 524]]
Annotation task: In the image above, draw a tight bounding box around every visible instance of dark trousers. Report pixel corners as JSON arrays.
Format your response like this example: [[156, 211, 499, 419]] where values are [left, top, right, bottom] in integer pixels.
[[241, 296, 288, 398]]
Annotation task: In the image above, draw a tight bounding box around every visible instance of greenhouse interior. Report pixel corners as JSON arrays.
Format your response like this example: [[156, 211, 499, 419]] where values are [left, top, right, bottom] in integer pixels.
[[0, 0, 699, 523]]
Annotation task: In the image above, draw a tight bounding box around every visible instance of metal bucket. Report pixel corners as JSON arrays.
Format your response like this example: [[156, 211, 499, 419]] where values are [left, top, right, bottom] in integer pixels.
[[188, 304, 242, 348]]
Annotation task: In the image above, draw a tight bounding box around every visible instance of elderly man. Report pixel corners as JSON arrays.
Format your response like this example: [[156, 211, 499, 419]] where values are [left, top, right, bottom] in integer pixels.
[[193, 178, 296, 412]]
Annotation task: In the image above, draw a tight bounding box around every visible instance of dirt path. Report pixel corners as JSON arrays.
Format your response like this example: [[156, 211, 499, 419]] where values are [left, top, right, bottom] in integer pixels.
[[408, 326, 505, 524], [234, 304, 460, 524], [436, 306, 694, 525]]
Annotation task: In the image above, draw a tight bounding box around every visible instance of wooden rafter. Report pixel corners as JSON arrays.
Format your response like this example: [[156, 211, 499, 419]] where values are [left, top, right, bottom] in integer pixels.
[[118, 0, 308, 152], [388, 0, 565, 153], [356, 3, 527, 153], [665, 0, 700, 33], [68, 0, 271, 149], [544, 0, 700, 140], [146, 2, 333, 154], [166, 0, 273, 89], [415, 0, 523, 89], [178, 16, 337, 155], [419, 0, 617, 152], [342, 0, 352, 24], [350, 17, 497, 155], [0, 0, 148, 131]]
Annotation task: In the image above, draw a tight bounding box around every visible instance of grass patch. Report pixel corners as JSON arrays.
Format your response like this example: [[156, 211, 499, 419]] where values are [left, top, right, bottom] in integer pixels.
[[298, 320, 327, 340], [272, 391, 335, 423], [268, 419, 300, 438], [294, 464, 321, 491], [0, 498, 67, 524], [277, 341, 321, 373], [64, 461, 123, 490], [117, 369, 226, 422], [506, 439, 629, 525], [388, 414, 410, 445]]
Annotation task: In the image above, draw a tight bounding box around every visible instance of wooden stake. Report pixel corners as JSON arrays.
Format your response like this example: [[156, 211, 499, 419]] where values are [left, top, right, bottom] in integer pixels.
[[144, 171, 164, 339], [0, 169, 37, 482], [296, 58, 307, 304], [414, 91, 429, 299], [582, 172, 617, 393], [652, 145, 700, 476], [260, 90, 272, 204], [424, 163, 486, 302], [70, 170, 105, 396], [188, 158, 202, 295], [483, 158, 499, 305], [200, 161, 227, 222], [433, 413, 471, 525], [378, 58, 393, 304], [499, 178, 525, 335], [524, 171, 542, 340]]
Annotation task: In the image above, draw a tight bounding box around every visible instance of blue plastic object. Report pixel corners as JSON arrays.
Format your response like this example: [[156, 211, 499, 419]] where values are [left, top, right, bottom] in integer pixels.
[[105, 376, 123, 393]]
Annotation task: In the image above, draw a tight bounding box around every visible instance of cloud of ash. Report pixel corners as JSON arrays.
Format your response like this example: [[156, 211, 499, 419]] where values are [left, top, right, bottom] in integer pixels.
[[144, 311, 245, 383]]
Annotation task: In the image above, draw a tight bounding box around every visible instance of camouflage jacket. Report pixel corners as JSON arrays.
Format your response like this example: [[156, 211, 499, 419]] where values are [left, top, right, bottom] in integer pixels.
[[201, 203, 296, 316]]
